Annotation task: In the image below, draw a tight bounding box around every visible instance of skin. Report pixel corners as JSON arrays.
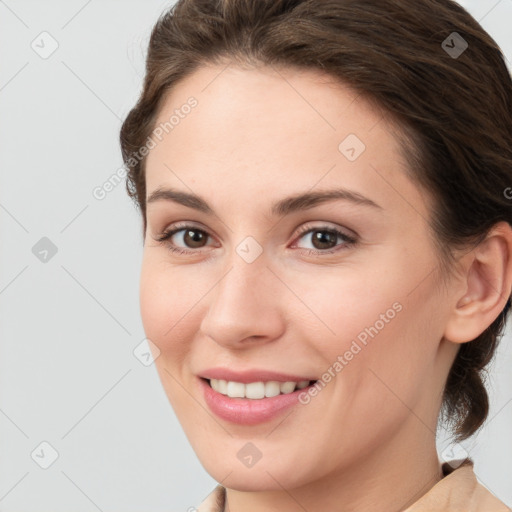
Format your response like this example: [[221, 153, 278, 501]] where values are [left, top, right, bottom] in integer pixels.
[[140, 62, 512, 512]]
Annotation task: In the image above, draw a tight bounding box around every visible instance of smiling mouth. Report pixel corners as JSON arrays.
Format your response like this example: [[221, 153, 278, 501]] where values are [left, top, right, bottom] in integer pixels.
[[203, 378, 318, 399]]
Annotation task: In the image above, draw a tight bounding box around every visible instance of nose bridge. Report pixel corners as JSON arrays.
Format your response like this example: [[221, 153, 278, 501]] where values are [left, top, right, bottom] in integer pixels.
[[200, 245, 284, 347]]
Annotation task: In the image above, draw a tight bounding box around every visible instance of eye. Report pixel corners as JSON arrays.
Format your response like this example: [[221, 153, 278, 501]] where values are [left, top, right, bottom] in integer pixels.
[[292, 224, 357, 255], [154, 222, 214, 255], [153, 222, 358, 256]]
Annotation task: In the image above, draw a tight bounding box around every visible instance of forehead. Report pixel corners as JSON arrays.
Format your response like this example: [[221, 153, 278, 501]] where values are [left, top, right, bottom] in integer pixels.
[[149, 63, 388, 158], [144, 63, 429, 221]]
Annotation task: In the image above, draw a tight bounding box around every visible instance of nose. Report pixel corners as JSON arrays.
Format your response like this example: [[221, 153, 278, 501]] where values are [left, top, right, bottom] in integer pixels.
[[199, 254, 285, 350]]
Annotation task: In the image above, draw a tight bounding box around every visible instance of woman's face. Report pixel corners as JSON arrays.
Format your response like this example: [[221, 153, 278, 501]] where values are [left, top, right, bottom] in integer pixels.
[[141, 64, 459, 490]]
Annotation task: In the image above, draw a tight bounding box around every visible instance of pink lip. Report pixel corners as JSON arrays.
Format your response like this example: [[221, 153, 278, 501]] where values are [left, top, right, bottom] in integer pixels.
[[199, 367, 317, 383], [199, 377, 318, 426]]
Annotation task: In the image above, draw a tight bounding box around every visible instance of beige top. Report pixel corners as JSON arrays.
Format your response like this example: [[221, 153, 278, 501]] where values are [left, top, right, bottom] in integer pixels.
[[196, 458, 511, 511]]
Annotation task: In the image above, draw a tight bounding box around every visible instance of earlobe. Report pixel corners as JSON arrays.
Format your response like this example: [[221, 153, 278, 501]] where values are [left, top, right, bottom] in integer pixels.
[[443, 221, 512, 345]]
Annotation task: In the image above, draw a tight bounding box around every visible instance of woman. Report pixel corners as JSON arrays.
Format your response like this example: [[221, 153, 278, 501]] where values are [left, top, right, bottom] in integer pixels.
[[120, 0, 512, 510]]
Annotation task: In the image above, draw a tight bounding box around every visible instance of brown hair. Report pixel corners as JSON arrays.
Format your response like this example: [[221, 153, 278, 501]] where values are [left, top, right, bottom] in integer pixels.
[[119, 0, 512, 442]]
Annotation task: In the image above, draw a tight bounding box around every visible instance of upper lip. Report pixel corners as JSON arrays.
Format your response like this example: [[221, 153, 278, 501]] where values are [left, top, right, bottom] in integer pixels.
[[199, 368, 317, 384]]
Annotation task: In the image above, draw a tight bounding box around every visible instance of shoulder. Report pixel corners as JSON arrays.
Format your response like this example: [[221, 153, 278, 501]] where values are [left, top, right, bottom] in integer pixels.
[[404, 459, 511, 512]]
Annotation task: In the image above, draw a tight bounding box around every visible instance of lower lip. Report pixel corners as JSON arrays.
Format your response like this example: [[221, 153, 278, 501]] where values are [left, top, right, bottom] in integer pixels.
[[200, 378, 315, 425]]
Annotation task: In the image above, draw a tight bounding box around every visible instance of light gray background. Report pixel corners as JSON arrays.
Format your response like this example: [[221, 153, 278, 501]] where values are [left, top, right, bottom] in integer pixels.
[[0, 1, 511, 511]]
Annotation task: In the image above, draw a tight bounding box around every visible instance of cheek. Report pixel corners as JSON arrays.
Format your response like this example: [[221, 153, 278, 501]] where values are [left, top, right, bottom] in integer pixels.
[[139, 256, 219, 378], [139, 258, 192, 359], [139, 262, 167, 343], [288, 262, 404, 346], [333, 304, 438, 454], [139, 261, 199, 412], [297, 254, 440, 407]]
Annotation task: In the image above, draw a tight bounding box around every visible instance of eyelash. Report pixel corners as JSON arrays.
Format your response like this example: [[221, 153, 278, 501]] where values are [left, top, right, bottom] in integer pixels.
[[154, 222, 358, 256]]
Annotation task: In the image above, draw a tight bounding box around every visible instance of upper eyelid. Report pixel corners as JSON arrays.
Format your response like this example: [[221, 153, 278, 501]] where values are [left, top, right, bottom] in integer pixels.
[[295, 222, 355, 236], [162, 220, 352, 236]]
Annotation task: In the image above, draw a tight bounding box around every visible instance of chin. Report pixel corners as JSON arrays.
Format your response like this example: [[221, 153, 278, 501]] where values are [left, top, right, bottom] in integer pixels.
[[205, 466, 295, 491], [196, 447, 316, 492]]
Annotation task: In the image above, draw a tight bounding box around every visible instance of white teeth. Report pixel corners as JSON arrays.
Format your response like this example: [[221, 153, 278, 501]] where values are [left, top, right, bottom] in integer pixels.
[[245, 382, 265, 399], [280, 381, 297, 394], [265, 381, 281, 397], [209, 379, 313, 399], [217, 379, 228, 394], [226, 381, 245, 398]]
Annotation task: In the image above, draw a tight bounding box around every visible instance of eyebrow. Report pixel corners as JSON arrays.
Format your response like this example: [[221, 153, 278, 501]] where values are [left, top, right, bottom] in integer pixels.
[[146, 186, 383, 216]]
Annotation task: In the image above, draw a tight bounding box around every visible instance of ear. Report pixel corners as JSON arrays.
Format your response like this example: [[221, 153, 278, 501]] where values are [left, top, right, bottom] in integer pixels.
[[443, 221, 512, 344]]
